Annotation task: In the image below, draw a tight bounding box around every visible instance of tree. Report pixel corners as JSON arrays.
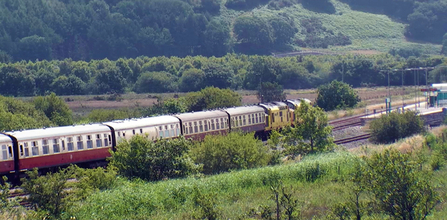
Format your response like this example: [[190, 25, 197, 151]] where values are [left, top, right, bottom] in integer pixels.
[[33, 93, 73, 126], [363, 149, 439, 220], [182, 87, 242, 112], [179, 68, 205, 92], [134, 71, 177, 93], [190, 132, 272, 174], [109, 135, 200, 181], [21, 168, 75, 218], [316, 80, 360, 111], [257, 82, 286, 102], [442, 33, 447, 55], [280, 100, 334, 155], [370, 111, 425, 144]]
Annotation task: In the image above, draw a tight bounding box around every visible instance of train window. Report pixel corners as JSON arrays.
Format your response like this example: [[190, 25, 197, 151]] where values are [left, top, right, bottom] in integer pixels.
[[133, 130, 135, 135], [280, 112, 283, 122], [189, 126, 193, 134], [61, 140, 65, 151], [87, 135, 93, 149], [248, 115, 251, 124], [140, 129, 143, 134], [42, 140, 49, 155], [123, 132, 125, 137], [1, 145, 6, 160], [271, 113, 275, 123], [67, 137, 74, 151], [176, 125, 180, 136], [231, 118, 235, 127], [53, 139, 60, 153], [194, 122, 198, 133], [32, 145, 39, 156], [184, 126, 188, 135], [165, 130, 169, 138], [96, 138, 102, 148], [211, 120, 215, 130], [205, 121, 209, 131], [199, 121, 203, 132], [117, 132, 120, 137], [105, 134, 110, 147], [159, 126, 163, 131], [159, 131, 164, 138], [77, 136, 84, 150], [165, 125, 168, 130], [216, 119, 220, 129], [19, 145, 23, 156], [24, 142, 29, 157], [243, 115, 246, 125]]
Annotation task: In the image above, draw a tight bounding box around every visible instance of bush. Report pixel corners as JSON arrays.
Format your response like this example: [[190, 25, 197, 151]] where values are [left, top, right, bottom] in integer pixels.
[[316, 80, 360, 111], [190, 132, 272, 174], [109, 135, 200, 181], [369, 111, 425, 144]]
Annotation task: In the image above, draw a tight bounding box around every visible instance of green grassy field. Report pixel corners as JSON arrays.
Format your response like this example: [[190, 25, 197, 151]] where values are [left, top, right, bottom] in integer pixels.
[[221, 0, 442, 54]]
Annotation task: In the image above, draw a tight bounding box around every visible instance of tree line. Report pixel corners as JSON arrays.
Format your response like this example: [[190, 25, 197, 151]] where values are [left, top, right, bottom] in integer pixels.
[[0, 54, 445, 97], [0, 0, 446, 62]]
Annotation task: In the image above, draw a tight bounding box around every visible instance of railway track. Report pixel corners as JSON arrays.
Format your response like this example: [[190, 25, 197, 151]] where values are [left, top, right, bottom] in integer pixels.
[[334, 133, 371, 145]]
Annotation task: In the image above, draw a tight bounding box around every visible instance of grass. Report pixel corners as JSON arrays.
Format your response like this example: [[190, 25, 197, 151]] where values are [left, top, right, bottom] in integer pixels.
[[68, 151, 360, 219], [219, 0, 442, 54]]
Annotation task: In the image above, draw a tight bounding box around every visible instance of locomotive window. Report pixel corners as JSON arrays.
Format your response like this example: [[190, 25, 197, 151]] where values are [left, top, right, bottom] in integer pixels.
[[53, 139, 60, 153], [280, 112, 283, 122], [1, 145, 6, 160], [271, 113, 275, 123], [77, 136, 84, 150]]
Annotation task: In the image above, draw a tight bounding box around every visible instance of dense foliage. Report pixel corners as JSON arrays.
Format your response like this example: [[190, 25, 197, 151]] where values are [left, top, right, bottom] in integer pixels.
[[109, 135, 200, 181], [257, 82, 286, 102], [370, 111, 425, 144], [274, 100, 334, 156], [316, 80, 360, 111], [190, 132, 272, 174], [0, 54, 443, 97]]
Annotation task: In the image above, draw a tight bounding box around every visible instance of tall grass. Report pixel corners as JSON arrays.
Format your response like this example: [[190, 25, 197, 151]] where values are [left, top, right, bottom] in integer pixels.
[[68, 151, 359, 219]]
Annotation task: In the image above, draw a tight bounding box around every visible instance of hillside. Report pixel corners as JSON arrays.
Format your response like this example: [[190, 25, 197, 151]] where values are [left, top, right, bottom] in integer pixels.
[[0, 0, 445, 62]]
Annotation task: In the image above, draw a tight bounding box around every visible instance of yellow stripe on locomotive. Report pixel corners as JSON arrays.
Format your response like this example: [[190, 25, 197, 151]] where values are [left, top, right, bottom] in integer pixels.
[[259, 102, 291, 131]]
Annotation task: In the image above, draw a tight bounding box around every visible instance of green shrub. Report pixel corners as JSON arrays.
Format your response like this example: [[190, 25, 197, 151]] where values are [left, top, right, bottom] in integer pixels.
[[316, 81, 360, 111], [370, 111, 425, 144], [190, 132, 272, 174]]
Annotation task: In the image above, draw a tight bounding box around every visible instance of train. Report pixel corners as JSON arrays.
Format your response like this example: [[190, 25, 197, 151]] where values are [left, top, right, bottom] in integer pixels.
[[0, 99, 310, 181]]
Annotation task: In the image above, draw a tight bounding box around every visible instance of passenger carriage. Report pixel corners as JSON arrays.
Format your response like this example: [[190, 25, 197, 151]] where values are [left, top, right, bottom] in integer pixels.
[[224, 106, 266, 133], [103, 116, 181, 143], [0, 134, 14, 175], [175, 110, 229, 140], [5, 124, 112, 173]]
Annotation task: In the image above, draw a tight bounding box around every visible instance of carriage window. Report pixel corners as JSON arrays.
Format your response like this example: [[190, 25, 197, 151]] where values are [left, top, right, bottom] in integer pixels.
[[199, 121, 203, 132], [24, 142, 29, 157], [205, 121, 208, 131], [194, 122, 198, 133], [77, 136, 84, 150], [87, 135, 93, 149], [53, 139, 60, 153], [216, 119, 220, 129], [248, 115, 251, 124], [122, 132, 125, 137], [96, 134, 102, 147], [243, 115, 246, 125], [159, 131, 164, 138], [211, 120, 215, 130], [133, 130, 135, 135], [42, 140, 49, 155], [231, 118, 235, 127], [140, 129, 143, 134], [184, 126, 188, 135], [19, 145, 23, 156], [104, 134, 109, 147], [1, 145, 7, 160], [252, 114, 255, 124], [67, 137, 74, 151], [176, 124, 180, 136], [32, 141, 39, 156], [61, 140, 65, 151], [165, 130, 169, 137]]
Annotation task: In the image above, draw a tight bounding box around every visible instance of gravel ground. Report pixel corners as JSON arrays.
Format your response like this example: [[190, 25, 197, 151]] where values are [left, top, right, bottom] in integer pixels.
[[332, 126, 371, 149]]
